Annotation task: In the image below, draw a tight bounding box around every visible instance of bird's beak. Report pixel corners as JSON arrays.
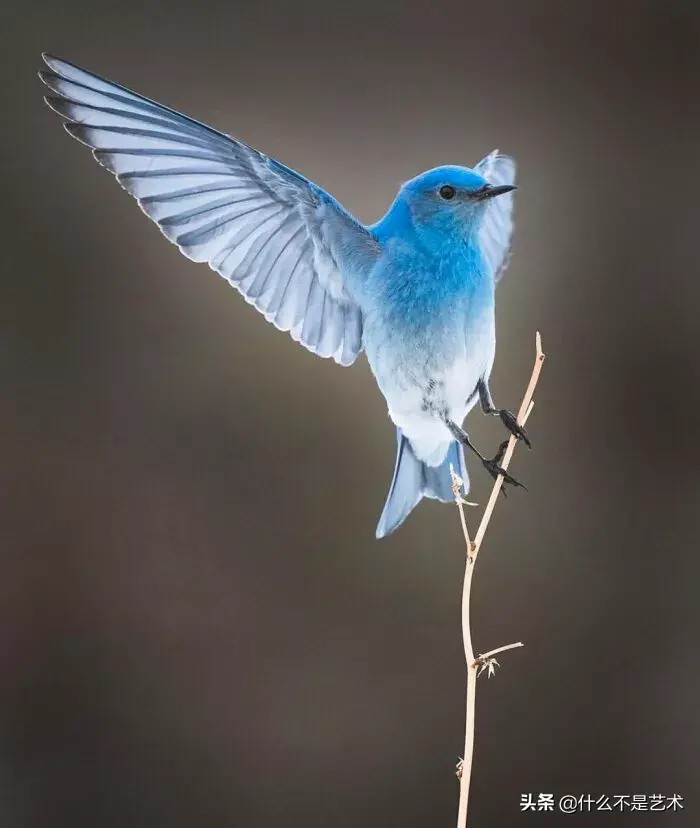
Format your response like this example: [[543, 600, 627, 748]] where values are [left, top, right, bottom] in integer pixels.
[[475, 183, 517, 200]]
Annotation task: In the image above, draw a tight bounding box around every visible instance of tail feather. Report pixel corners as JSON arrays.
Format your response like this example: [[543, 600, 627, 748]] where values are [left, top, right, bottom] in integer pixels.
[[375, 429, 469, 539], [423, 440, 468, 501]]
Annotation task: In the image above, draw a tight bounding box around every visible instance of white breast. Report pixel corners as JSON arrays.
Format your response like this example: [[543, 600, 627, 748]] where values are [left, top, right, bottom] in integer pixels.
[[374, 308, 496, 467]]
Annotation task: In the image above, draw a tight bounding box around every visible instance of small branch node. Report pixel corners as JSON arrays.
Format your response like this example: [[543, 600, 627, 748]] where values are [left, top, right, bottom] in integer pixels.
[[449, 465, 466, 498], [474, 642, 525, 665], [476, 657, 500, 679]]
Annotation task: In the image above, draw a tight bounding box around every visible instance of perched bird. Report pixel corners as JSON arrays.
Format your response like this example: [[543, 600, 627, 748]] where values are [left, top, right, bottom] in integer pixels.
[[39, 54, 528, 538]]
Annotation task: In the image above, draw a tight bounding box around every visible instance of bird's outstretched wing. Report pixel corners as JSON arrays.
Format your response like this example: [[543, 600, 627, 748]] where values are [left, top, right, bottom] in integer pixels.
[[474, 150, 516, 283], [39, 54, 379, 366]]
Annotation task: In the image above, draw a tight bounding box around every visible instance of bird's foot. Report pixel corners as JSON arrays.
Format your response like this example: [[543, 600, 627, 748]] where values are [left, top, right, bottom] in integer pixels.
[[499, 408, 531, 448], [482, 454, 526, 495]]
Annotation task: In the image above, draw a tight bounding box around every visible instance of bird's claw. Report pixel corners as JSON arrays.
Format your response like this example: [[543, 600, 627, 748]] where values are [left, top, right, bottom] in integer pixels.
[[482, 457, 526, 492], [499, 409, 531, 448]]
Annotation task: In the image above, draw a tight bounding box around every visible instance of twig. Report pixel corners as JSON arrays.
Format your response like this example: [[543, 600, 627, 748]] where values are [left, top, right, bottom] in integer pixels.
[[452, 332, 546, 828], [474, 641, 524, 666], [473, 331, 545, 555], [450, 469, 476, 560]]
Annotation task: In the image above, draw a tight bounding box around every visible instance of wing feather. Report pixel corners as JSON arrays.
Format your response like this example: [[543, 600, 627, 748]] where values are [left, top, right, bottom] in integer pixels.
[[474, 150, 516, 283], [40, 54, 379, 365]]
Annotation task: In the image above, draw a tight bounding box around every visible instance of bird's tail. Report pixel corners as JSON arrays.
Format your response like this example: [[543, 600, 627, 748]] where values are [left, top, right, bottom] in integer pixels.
[[375, 429, 469, 538]]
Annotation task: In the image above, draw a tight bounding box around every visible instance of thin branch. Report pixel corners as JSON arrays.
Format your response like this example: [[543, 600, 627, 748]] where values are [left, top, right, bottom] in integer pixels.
[[473, 641, 524, 666], [454, 332, 546, 828], [473, 332, 545, 554], [450, 469, 476, 559]]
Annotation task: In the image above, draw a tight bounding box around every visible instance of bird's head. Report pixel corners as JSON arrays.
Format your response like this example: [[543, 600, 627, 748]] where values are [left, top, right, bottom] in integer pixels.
[[398, 165, 515, 241]]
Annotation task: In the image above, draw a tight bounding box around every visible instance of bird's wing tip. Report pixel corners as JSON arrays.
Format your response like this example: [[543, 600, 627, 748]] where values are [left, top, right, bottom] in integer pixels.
[[41, 53, 60, 70], [42, 94, 63, 115]]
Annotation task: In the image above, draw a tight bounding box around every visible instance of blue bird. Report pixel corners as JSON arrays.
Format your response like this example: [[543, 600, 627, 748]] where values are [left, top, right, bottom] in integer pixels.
[[39, 54, 528, 538]]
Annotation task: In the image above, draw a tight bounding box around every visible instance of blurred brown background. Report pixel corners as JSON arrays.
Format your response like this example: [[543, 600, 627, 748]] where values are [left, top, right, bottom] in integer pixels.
[[2, 0, 700, 825]]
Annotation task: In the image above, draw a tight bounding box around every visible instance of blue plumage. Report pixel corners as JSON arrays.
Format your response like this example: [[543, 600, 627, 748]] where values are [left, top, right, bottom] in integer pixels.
[[39, 54, 520, 538]]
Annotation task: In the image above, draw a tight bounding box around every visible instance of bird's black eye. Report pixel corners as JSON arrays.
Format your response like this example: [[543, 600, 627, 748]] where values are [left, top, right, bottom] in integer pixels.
[[439, 184, 456, 200]]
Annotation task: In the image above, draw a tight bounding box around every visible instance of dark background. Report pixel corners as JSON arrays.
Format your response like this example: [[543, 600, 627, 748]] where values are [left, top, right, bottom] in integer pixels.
[[3, 1, 699, 825]]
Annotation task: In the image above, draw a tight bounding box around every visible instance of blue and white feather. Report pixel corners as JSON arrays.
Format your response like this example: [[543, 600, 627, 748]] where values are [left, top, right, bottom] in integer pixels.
[[39, 54, 379, 366]]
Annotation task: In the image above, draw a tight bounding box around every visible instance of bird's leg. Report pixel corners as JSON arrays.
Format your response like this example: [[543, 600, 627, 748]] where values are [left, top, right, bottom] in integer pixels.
[[444, 418, 526, 492], [493, 439, 509, 466], [478, 378, 531, 448]]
